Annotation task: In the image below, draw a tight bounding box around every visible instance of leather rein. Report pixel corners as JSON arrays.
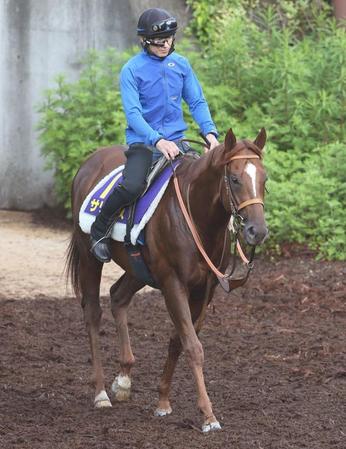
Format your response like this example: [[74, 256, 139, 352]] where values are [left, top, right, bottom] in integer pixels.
[[172, 142, 264, 292]]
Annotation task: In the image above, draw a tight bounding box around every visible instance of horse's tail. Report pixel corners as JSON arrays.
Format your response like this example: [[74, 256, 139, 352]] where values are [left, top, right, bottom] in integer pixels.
[[65, 229, 82, 298]]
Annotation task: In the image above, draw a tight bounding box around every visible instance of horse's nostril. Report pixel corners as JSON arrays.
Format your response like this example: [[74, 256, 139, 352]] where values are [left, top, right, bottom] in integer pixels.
[[247, 225, 256, 237], [245, 223, 268, 245]]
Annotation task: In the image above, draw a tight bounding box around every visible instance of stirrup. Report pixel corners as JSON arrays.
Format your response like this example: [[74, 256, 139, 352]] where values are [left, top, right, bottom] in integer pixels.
[[90, 235, 112, 263]]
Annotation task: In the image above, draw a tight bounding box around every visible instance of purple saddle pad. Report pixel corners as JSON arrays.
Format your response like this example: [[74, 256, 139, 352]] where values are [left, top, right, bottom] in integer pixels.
[[83, 160, 181, 226]]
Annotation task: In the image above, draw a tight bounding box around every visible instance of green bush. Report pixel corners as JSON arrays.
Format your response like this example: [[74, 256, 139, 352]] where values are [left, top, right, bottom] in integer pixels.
[[264, 142, 346, 260], [183, 5, 345, 259], [37, 49, 133, 210], [186, 0, 332, 46]]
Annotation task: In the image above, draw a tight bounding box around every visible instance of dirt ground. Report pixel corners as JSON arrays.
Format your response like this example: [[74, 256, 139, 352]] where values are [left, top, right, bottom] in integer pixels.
[[0, 209, 345, 449], [0, 210, 128, 300]]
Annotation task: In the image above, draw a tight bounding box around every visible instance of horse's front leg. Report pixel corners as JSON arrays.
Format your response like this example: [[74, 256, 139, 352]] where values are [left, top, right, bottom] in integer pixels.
[[161, 277, 221, 432], [79, 254, 111, 408], [155, 289, 211, 417], [110, 273, 144, 401]]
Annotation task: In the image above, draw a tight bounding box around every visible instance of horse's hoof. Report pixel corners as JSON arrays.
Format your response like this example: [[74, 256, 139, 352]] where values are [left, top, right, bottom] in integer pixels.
[[111, 375, 131, 402], [154, 406, 172, 417], [202, 421, 221, 433], [95, 399, 112, 408], [94, 390, 112, 408]]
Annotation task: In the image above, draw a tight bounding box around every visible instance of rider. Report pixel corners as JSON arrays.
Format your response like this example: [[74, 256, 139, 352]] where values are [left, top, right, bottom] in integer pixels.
[[90, 7, 219, 263]]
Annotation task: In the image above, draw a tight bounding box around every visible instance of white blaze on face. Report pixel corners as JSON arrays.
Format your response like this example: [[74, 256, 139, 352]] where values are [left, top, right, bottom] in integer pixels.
[[245, 162, 257, 197]]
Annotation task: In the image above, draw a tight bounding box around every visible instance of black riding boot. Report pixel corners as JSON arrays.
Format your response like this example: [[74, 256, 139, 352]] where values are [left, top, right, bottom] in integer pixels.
[[90, 186, 134, 263]]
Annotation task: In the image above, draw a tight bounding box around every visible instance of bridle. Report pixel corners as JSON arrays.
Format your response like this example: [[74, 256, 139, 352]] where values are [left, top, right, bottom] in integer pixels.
[[224, 150, 264, 253], [172, 142, 265, 292]]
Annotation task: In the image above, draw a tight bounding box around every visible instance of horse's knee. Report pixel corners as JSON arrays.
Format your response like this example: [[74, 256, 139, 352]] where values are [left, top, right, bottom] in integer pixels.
[[110, 278, 124, 306], [185, 339, 204, 367], [110, 293, 129, 313], [110, 276, 137, 311]]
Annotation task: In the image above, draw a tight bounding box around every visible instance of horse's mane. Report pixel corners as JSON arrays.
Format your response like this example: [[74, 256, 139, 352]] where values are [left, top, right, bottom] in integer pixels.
[[177, 138, 262, 184]]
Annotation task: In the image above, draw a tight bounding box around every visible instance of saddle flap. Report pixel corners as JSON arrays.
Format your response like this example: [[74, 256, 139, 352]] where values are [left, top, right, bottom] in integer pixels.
[[143, 156, 170, 195]]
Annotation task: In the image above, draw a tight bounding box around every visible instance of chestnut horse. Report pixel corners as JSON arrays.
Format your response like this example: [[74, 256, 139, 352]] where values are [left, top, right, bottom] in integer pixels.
[[66, 128, 268, 432]]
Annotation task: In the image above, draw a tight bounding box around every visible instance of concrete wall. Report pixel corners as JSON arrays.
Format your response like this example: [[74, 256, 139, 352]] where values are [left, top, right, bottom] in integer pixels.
[[332, 0, 346, 22], [0, 0, 188, 209]]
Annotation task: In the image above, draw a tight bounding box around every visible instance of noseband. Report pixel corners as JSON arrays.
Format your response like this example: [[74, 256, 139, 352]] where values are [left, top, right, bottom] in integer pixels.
[[224, 153, 264, 221]]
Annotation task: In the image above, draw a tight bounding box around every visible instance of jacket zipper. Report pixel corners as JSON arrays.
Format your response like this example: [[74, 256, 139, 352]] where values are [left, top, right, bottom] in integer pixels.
[[162, 63, 167, 136]]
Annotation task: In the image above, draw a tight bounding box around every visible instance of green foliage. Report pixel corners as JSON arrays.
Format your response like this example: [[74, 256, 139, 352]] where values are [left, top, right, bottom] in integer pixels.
[[265, 142, 346, 260], [37, 49, 133, 209], [186, 0, 332, 46]]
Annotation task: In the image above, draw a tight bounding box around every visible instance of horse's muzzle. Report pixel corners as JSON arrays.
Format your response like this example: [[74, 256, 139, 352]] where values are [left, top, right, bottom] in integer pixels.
[[244, 222, 269, 246]]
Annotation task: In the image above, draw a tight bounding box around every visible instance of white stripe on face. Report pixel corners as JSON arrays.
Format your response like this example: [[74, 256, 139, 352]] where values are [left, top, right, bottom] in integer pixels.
[[245, 162, 257, 196]]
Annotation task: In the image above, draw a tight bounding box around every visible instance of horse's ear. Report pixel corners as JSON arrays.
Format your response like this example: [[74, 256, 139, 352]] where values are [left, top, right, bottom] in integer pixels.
[[254, 128, 267, 150], [224, 128, 237, 151]]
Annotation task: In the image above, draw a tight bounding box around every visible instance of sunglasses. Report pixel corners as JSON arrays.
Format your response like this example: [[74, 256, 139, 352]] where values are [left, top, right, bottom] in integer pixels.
[[149, 36, 174, 46], [151, 18, 177, 33]]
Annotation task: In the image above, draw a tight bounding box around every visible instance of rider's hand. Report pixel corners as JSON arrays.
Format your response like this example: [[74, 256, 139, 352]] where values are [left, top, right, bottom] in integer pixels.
[[155, 139, 180, 160], [204, 133, 219, 152]]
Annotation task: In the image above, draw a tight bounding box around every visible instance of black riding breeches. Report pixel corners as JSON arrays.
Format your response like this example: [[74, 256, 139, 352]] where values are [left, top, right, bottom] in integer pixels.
[[99, 144, 153, 219], [121, 144, 154, 196]]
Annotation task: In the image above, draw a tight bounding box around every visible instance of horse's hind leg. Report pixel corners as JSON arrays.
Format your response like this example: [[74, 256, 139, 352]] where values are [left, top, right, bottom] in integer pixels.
[[110, 273, 144, 401], [79, 253, 111, 408]]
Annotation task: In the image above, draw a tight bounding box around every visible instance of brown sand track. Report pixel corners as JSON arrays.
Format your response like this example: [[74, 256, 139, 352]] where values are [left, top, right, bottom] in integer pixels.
[[0, 210, 345, 448]]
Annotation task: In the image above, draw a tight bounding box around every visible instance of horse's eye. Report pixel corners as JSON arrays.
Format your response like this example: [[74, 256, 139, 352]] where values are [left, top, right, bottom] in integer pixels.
[[230, 175, 239, 184]]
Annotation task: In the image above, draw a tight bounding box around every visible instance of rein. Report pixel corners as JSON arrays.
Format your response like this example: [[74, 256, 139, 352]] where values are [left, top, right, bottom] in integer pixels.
[[180, 138, 210, 148], [171, 148, 264, 293]]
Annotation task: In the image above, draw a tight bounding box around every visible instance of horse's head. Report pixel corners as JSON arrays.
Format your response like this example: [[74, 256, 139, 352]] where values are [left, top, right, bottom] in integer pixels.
[[217, 128, 268, 246]]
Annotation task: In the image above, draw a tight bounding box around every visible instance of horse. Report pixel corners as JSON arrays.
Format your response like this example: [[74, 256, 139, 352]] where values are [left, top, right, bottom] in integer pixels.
[[66, 128, 268, 432]]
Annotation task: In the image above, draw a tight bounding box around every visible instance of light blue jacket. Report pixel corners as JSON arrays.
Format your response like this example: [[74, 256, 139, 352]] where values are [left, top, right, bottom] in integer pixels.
[[119, 50, 218, 146]]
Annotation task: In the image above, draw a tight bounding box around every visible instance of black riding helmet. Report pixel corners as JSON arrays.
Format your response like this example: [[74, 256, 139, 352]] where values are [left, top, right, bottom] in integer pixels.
[[137, 8, 178, 38]]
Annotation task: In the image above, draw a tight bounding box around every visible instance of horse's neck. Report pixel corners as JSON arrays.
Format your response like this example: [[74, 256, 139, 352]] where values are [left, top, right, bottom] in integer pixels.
[[180, 152, 229, 239]]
